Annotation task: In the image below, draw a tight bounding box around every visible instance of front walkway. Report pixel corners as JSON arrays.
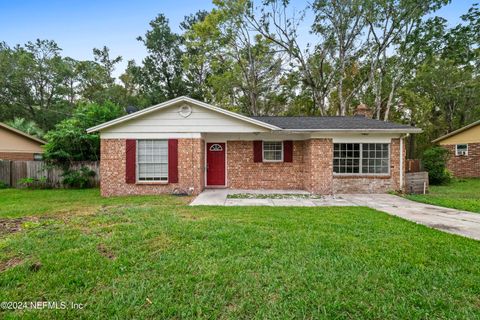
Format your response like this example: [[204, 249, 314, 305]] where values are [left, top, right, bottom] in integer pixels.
[[190, 189, 480, 241], [190, 189, 354, 206]]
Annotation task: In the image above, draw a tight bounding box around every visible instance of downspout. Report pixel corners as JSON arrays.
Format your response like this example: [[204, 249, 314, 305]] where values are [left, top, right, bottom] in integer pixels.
[[399, 134, 405, 191], [191, 133, 195, 195]]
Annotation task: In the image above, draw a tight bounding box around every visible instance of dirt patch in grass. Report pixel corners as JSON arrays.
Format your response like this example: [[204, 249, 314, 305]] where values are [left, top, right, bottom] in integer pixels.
[[0, 218, 24, 235], [176, 207, 210, 221], [0, 217, 40, 236], [147, 234, 172, 253], [0, 257, 24, 273], [29, 261, 42, 272], [179, 214, 200, 221], [97, 243, 116, 260]]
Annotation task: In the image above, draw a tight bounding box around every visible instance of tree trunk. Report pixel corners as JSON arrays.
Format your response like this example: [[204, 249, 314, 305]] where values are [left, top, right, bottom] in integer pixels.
[[338, 58, 346, 116], [383, 77, 397, 121], [374, 73, 383, 120], [312, 90, 326, 116], [408, 132, 415, 159], [375, 50, 389, 120]]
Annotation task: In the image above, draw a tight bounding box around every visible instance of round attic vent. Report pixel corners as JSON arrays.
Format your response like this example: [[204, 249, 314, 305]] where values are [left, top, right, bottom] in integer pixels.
[[179, 104, 192, 118]]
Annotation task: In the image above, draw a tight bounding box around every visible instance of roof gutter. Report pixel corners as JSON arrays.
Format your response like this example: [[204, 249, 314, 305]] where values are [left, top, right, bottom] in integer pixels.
[[283, 128, 422, 134]]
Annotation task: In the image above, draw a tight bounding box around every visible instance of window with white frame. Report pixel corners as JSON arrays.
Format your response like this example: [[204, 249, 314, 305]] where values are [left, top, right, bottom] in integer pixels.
[[455, 144, 468, 156], [333, 143, 389, 174], [137, 140, 168, 181], [263, 141, 283, 161], [333, 143, 360, 173], [361, 143, 389, 174]]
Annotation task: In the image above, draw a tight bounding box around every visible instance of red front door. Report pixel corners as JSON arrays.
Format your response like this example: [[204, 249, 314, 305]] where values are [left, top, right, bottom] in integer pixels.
[[207, 143, 226, 186]]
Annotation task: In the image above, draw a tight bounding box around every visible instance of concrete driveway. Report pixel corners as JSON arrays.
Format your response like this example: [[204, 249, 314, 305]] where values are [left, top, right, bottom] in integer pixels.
[[341, 194, 480, 241], [190, 189, 480, 241]]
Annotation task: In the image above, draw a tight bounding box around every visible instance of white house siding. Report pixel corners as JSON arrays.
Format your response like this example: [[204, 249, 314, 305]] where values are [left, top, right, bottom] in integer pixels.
[[100, 102, 271, 138]]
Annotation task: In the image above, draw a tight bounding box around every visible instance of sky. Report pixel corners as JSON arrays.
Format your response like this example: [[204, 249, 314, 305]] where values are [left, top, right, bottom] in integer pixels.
[[0, 0, 476, 78]]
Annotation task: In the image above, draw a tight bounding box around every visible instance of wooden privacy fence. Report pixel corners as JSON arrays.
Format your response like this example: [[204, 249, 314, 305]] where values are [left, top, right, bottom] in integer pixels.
[[405, 171, 429, 194], [0, 160, 100, 188], [405, 159, 423, 173]]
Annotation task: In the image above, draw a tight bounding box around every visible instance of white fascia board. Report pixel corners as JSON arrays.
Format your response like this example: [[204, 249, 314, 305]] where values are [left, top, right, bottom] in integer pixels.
[[100, 132, 203, 139]]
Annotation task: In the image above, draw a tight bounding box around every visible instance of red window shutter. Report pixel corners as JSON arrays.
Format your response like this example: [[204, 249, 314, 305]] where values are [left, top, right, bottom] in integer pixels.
[[125, 139, 136, 184], [168, 139, 179, 183], [253, 140, 263, 162], [284, 141, 293, 162]]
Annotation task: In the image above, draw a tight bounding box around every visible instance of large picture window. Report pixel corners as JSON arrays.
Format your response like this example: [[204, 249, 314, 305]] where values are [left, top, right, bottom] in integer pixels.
[[333, 143, 389, 174], [263, 141, 283, 161], [137, 140, 168, 181]]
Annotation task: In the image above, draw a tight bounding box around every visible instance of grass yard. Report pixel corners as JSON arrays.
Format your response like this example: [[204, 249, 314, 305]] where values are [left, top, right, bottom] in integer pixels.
[[1, 189, 480, 319], [406, 178, 480, 213]]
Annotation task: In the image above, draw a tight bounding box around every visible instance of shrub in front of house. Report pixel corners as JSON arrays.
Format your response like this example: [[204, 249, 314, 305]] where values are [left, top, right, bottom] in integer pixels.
[[422, 147, 452, 185], [18, 177, 49, 189], [61, 167, 96, 188]]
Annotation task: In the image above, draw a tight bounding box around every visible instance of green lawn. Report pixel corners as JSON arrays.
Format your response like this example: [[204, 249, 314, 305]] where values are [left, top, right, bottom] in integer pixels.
[[406, 178, 480, 213], [1, 189, 480, 319]]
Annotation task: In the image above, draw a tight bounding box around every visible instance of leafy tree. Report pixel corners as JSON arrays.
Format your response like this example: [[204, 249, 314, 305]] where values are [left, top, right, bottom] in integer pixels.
[[0, 39, 75, 130], [2, 1, 480, 164], [363, 0, 449, 120], [134, 14, 187, 104], [188, 0, 284, 115], [6, 117, 44, 139], [248, 1, 335, 115], [93, 46, 122, 86], [313, 0, 367, 116], [398, 3, 480, 157], [0, 40, 129, 130], [181, 10, 212, 100], [44, 101, 124, 165]]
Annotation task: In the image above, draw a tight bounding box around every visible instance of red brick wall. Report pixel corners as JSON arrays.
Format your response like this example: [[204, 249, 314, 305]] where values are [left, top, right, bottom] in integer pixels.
[[303, 139, 333, 194], [100, 139, 204, 197], [0, 152, 35, 161], [226, 140, 305, 190], [100, 137, 405, 196], [226, 139, 333, 194], [443, 143, 480, 178], [332, 138, 404, 193]]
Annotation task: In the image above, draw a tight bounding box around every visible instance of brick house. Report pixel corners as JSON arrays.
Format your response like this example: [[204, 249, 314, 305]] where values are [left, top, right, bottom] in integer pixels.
[[87, 97, 421, 197], [433, 119, 480, 178], [0, 122, 45, 161]]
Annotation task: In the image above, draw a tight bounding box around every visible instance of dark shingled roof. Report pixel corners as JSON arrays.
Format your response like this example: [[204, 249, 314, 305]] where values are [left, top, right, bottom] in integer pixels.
[[250, 116, 420, 131]]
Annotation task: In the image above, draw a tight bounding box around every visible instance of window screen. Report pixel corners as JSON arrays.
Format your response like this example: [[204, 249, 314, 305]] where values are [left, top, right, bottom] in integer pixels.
[[263, 141, 283, 161], [137, 140, 168, 181], [361, 143, 389, 174], [333, 143, 360, 173], [333, 143, 389, 174]]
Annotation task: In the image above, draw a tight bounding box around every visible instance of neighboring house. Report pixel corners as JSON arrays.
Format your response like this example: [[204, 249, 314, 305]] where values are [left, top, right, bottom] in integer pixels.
[[433, 119, 480, 178], [0, 122, 45, 161], [87, 97, 421, 197]]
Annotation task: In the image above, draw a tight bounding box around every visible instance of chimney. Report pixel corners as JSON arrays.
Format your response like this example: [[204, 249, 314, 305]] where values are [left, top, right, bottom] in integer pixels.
[[354, 103, 372, 118]]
